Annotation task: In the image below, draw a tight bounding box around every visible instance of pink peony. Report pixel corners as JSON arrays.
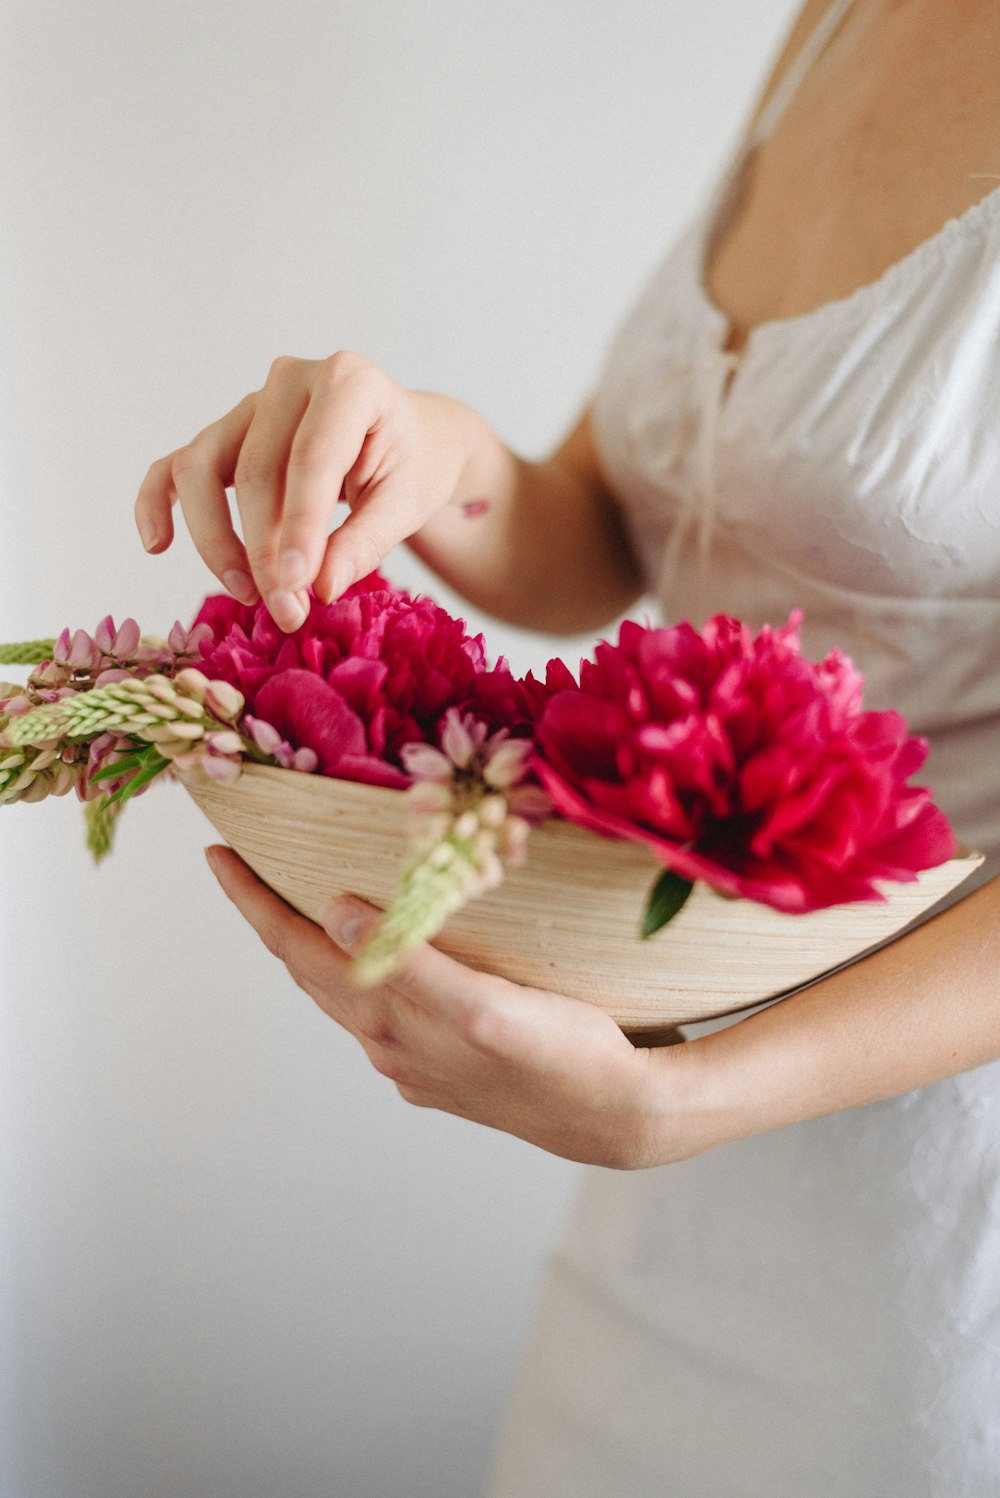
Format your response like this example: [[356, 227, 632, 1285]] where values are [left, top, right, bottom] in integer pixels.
[[532, 613, 956, 913], [191, 573, 543, 789]]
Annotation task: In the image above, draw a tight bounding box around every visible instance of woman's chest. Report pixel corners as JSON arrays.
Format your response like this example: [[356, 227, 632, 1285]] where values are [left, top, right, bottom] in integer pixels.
[[706, 0, 1000, 351]]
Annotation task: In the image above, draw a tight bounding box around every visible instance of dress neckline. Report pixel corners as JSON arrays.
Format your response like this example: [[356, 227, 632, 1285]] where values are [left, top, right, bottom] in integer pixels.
[[694, 0, 1000, 366], [695, 156, 1000, 365]]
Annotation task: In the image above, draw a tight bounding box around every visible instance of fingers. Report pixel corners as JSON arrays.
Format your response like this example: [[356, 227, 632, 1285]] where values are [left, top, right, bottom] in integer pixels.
[[172, 396, 260, 604], [322, 895, 490, 1033], [313, 485, 414, 605], [279, 353, 390, 605], [134, 456, 177, 555], [139, 352, 423, 626], [135, 396, 261, 605]]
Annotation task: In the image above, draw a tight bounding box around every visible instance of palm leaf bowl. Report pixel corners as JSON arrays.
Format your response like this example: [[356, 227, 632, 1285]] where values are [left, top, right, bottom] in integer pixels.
[[178, 762, 983, 1040]]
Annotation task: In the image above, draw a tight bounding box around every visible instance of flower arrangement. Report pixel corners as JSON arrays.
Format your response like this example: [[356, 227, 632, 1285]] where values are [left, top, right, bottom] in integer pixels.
[[0, 573, 956, 985]]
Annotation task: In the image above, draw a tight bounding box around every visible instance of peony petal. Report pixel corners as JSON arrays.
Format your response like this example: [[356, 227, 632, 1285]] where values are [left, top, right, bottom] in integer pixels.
[[254, 670, 368, 775]]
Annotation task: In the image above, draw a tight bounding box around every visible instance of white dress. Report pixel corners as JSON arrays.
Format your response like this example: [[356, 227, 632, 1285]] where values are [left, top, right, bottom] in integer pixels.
[[486, 4, 1000, 1494]]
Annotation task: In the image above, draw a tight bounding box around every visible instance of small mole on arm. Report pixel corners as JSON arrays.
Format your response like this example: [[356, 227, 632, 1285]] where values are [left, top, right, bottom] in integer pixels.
[[461, 499, 491, 519]]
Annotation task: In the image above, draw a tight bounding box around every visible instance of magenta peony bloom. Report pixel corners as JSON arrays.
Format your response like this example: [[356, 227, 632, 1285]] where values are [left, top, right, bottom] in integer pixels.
[[533, 613, 956, 913], [191, 573, 540, 789]]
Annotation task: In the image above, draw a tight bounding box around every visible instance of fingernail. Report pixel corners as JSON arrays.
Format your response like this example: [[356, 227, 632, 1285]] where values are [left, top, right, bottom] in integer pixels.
[[204, 846, 220, 875], [328, 559, 355, 601], [222, 568, 259, 605], [139, 519, 159, 552], [324, 898, 365, 948], [277, 547, 309, 591], [268, 590, 308, 632]]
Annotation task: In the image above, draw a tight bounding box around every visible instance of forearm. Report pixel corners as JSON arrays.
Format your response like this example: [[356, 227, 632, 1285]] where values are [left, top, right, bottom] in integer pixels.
[[656, 875, 1000, 1161], [405, 395, 644, 634]]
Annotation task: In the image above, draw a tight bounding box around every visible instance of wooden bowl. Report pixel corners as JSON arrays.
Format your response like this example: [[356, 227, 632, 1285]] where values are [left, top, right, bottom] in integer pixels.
[[178, 762, 983, 1037]]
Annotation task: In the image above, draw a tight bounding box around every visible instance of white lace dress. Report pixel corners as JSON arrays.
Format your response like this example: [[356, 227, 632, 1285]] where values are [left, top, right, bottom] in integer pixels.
[[485, 5, 1000, 1494]]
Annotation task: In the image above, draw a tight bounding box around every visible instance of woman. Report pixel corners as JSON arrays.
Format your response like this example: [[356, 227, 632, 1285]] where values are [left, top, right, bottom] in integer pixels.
[[135, 0, 1000, 1491]]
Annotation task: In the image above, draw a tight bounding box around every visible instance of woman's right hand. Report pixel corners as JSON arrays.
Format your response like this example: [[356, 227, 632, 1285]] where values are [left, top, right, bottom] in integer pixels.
[[134, 352, 481, 631]]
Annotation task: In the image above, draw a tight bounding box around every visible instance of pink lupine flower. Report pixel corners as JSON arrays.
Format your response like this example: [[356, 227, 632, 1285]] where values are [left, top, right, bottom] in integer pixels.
[[533, 613, 956, 913]]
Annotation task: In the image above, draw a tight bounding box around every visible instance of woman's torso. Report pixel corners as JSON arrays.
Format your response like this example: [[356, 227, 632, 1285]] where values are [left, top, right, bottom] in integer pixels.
[[488, 5, 1000, 1493], [592, 0, 1000, 863]]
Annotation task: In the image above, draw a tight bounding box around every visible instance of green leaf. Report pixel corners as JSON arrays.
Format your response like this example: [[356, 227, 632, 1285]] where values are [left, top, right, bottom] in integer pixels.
[[640, 868, 695, 939], [105, 753, 170, 806], [89, 752, 147, 783]]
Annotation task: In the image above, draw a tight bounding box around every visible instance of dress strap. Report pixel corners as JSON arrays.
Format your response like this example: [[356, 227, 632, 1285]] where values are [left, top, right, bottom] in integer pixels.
[[746, 0, 857, 151]]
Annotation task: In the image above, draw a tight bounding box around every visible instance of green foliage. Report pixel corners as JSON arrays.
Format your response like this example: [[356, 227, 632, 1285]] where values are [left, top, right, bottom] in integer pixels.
[[640, 868, 694, 939]]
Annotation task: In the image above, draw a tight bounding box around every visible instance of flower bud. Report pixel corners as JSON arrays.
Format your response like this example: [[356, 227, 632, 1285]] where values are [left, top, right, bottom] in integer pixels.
[[247, 717, 284, 756], [204, 680, 245, 723], [173, 668, 209, 702], [20, 775, 52, 804], [291, 747, 318, 773], [201, 752, 243, 784], [483, 738, 532, 790], [113, 618, 141, 657], [205, 729, 244, 755], [94, 615, 117, 655], [168, 621, 189, 654], [477, 793, 507, 829], [68, 629, 97, 669], [145, 721, 205, 745], [453, 810, 479, 841], [441, 710, 478, 769], [400, 742, 453, 783], [406, 780, 452, 817]]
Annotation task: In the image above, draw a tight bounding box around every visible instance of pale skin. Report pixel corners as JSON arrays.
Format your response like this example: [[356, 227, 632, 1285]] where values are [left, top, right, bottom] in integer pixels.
[[140, 0, 1000, 1168]]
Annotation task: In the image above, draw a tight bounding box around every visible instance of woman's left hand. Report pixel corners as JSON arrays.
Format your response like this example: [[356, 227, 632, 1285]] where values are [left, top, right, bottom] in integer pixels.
[[205, 844, 692, 1169]]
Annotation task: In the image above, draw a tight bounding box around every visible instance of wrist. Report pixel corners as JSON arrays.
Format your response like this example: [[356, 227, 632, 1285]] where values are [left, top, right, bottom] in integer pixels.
[[409, 389, 517, 509], [630, 1034, 732, 1166]]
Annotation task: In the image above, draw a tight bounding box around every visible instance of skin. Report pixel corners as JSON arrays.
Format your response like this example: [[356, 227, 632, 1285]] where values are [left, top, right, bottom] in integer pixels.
[[142, 0, 1000, 1167]]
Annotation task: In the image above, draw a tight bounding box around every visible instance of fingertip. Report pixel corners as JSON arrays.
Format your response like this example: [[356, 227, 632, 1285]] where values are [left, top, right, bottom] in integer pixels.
[[322, 895, 374, 950], [222, 568, 260, 606], [138, 516, 159, 552], [315, 545, 355, 604]]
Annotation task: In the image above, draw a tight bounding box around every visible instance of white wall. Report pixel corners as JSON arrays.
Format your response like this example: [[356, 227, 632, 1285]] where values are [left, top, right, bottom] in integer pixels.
[[0, 3, 793, 1495]]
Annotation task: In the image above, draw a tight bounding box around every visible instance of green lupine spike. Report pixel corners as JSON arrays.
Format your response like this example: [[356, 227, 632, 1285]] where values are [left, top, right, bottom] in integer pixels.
[[84, 797, 122, 863], [353, 845, 480, 985], [0, 640, 57, 666]]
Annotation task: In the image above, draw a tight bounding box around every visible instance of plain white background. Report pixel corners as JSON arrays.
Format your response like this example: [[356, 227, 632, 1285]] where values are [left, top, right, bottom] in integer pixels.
[[0, 3, 792, 1494]]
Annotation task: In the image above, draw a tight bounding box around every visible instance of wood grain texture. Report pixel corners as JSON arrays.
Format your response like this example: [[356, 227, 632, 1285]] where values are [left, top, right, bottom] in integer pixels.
[[179, 762, 983, 1036]]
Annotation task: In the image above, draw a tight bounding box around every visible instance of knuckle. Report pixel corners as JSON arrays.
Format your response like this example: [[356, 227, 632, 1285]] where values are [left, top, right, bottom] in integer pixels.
[[358, 1015, 400, 1051], [351, 526, 389, 580], [396, 1082, 432, 1109], [234, 447, 276, 488], [321, 350, 382, 396], [367, 1047, 406, 1083], [244, 541, 275, 574], [170, 438, 215, 479], [288, 429, 336, 471], [266, 354, 299, 381], [142, 454, 173, 486], [258, 923, 287, 963], [461, 1001, 513, 1058]]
